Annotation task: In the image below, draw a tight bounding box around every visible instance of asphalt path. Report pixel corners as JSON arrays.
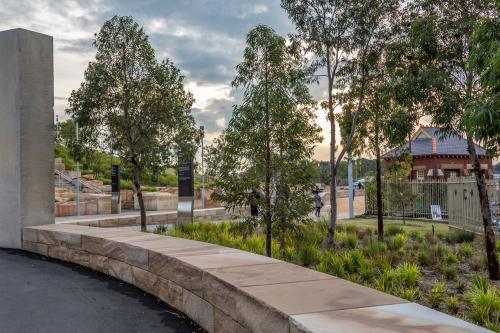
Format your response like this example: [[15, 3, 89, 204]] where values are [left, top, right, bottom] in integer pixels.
[[0, 248, 204, 333]]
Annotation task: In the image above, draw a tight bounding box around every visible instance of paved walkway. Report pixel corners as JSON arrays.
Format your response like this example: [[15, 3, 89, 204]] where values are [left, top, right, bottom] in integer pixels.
[[0, 248, 203, 333]]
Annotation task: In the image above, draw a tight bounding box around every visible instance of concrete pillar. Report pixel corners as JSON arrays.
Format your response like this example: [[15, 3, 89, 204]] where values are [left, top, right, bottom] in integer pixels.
[[0, 29, 54, 248]]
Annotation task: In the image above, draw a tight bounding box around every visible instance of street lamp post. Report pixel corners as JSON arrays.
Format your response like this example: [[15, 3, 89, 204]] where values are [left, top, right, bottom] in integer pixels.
[[348, 154, 354, 219], [200, 126, 205, 209], [75, 120, 80, 216]]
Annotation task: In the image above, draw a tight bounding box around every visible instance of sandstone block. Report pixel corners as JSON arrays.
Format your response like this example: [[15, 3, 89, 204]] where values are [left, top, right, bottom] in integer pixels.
[[37, 229, 81, 249], [214, 307, 250, 333], [158, 277, 184, 311], [132, 266, 160, 296], [183, 289, 214, 333], [88, 253, 109, 272], [22, 241, 48, 256], [202, 273, 289, 333], [149, 251, 203, 295], [82, 235, 149, 270], [105, 257, 135, 285]]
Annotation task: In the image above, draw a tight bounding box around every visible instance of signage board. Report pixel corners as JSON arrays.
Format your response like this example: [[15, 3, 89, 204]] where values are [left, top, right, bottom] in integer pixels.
[[430, 205, 442, 220], [178, 162, 194, 197], [111, 164, 121, 214]]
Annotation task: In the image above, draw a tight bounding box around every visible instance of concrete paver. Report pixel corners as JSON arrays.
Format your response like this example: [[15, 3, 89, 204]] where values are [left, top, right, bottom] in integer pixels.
[[290, 303, 491, 333], [242, 278, 406, 315]]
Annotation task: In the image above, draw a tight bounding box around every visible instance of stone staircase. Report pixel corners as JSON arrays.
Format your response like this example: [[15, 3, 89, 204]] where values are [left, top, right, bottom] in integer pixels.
[[54, 169, 104, 194]]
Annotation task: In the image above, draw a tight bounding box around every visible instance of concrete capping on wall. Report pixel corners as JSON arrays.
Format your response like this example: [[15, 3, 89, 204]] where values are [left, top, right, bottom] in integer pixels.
[[22, 224, 490, 333], [58, 207, 248, 228]]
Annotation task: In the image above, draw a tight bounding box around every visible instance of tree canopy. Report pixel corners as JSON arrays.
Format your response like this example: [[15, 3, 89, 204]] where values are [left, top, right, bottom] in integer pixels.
[[208, 25, 321, 256], [67, 15, 197, 231]]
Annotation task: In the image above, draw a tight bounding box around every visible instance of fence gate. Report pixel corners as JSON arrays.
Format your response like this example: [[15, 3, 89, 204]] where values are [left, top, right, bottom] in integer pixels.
[[448, 180, 500, 234]]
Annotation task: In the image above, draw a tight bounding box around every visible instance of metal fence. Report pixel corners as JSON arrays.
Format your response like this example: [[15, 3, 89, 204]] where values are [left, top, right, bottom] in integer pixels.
[[448, 180, 500, 234], [365, 179, 448, 219], [365, 178, 500, 234]]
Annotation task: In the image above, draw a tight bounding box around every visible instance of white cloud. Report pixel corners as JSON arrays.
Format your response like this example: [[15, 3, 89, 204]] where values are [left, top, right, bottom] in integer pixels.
[[145, 17, 202, 38], [236, 3, 269, 18], [251, 4, 268, 14], [215, 117, 226, 128], [185, 81, 234, 110]]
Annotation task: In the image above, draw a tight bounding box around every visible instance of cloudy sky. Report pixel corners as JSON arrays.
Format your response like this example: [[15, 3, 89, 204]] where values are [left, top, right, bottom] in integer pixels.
[[1, 0, 336, 159]]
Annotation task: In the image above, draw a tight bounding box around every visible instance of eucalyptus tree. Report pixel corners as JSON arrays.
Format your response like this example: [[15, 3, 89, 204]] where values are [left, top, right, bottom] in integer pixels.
[[67, 16, 197, 232], [342, 81, 415, 240], [282, 0, 401, 246], [207, 25, 321, 257], [390, 0, 498, 279]]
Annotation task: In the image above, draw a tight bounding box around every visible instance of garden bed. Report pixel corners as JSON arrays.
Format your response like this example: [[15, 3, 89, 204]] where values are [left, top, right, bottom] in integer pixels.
[[157, 218, 500, 332]]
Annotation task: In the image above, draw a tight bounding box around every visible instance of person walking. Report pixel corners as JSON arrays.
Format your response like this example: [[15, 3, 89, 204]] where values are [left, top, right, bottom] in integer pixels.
[[250, 188, 260, 217], [314, 192, 323, 218]]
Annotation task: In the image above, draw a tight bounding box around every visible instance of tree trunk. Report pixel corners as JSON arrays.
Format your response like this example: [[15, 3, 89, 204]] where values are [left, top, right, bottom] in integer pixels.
[[326, 50, 337, 248], [467, 136, 499, 280], [327, 131, 337, 246], [132, 159, 146, 232], [376, 146, 383, 241], [264, 55, 272, 257]]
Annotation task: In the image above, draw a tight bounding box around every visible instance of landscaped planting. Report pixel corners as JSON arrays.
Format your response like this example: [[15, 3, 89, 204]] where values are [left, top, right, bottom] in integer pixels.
[[157, 219, 500, 331]]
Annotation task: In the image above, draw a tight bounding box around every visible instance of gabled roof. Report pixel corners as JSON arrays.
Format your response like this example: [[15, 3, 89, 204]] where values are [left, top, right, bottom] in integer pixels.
[[382, 127, 487, 159]]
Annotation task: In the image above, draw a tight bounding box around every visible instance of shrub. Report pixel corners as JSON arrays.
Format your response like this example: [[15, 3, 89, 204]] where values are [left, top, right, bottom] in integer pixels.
[[142, 186, 157, 192], [341, 251, 356, 274], [445, 229, 475, 244], [387, 234, 407, 250], [444, 252, 458, 265], [343, 233, 358, 250], [345, 224, 359, 235], [458, 243, 474, 258], [456, 279, 467, 294], [358, 262, 374, 283], [424, 232, 438, 245], [158, 171, 177, 186], [408, 230, 423, 242], [470, 256, 484, 271], [317, 252, 345, 277], [427, 280, 446, 309], [241, 235, 265, 255], [396, 287, 422, 302], [441, 265, 458, 281], [364, 242, 388, 258], [399, 262, 421, 287], [446, 295, 459, 315], [297, 245, 319, 266], [432, 244, 446, 262], [371, 254, 391, 272], [472, 275, 490, 293], [154, 225, 168, 234], [374, 267, 400, 292], [385, 225, 405, 236], [465, 281, 500, 329], [417, 250, 430, 266], [120, 179, 135, 190]]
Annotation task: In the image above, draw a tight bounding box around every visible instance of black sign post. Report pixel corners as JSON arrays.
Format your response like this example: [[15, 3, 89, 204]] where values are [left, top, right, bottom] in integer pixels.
[[177, 151, 194, 224], [111, 164, 121, 214]]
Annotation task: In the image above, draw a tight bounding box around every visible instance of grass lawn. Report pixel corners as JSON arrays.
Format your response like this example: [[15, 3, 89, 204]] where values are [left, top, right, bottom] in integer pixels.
[[339, 217, 449, 235], [157, 218, 500, 331]]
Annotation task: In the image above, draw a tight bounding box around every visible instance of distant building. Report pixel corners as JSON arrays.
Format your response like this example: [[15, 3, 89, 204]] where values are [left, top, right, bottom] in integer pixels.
[[383, 127, 493, 180]]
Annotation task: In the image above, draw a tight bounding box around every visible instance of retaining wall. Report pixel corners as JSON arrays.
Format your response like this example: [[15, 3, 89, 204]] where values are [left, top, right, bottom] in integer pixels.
[[60, 207, 249, 228], [21, 224, 489, 333]]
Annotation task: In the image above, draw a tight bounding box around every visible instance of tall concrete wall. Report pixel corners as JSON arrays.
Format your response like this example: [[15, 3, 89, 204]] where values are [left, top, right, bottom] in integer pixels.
[[0, 29, 54, 248]]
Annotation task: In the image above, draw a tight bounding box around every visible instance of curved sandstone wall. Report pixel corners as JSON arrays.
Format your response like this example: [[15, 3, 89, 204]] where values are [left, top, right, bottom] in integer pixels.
[[22, 224, 489, 333]]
